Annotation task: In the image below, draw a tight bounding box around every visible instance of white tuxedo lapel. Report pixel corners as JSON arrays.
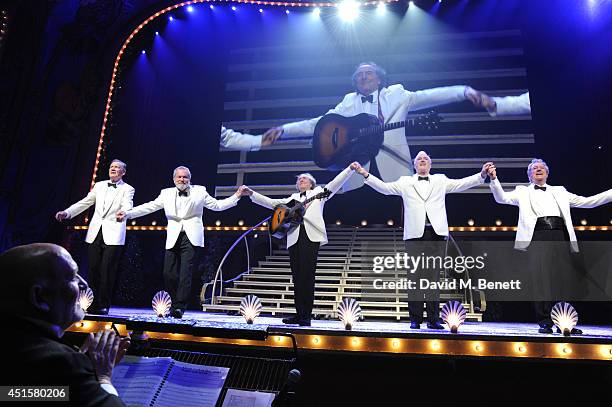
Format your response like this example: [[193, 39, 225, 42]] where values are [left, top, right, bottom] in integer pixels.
[[101, 185, 120, 217], [412, 176, 433, 202]]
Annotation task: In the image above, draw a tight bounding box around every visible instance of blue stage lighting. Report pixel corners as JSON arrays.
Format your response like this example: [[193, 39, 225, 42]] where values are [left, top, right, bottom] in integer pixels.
[[377, 2, 386, 15], [210, 4, 214, 9], [169, 16, 174, 21], [312, 7, 321, 17], [232, 6, 237, 11], [155, 31, 159, 36], [259, 8, 263, 13], [186, 5, 193, 13], [286, 9, 290, 14], [141, 50, 146, 54]]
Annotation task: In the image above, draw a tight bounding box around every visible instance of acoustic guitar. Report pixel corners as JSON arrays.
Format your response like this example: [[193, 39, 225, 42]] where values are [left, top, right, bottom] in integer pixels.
[[312, 111, 440, 170], [269, 189, 331, 239]]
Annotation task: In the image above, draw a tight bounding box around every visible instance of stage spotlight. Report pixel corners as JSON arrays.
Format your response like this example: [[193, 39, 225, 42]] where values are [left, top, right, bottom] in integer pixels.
[[215, 220, 221, 226], [551, 302, 578, 336], [376, 2, 386, 15], [312, 7, 321, 17], [152, 291, 172, 317], [337, 298, 362, 330], [141, 50, 146, 54], [186, 5, 193, 12], [337, 0, 360, 22], [78, 287, 94, 312], [155, 31, 159, 36], [580, 219, 587, 225], [467, 219, 475, 226], [240, 295, 262, 324], [151, 220, 157, 226], [232, 6, 237, 11], [495, 219, 502, 226], [387, 219, 394, 226], [259, 8, 263, 13], [169, 16, 174, 21], [335, 220, 342, 225], [238, 219, 245, 226], [361, 220, 367, 226], [441, 300, 467, 333], [285, 9, 290, 14], [210, 4, 214, 9], [131, 220, 136, 225]]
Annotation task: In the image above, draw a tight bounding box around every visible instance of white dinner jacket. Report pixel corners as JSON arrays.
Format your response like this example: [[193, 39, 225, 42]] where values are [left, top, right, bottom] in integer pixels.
[[249, 166, 355, 248], [220, 126, 262, 151], [490, 92, 531, 116], [490, 178, 612, 252], [126, 185, 239, 249], [282, 85, 469, 191], [365, 172, 485, 239], [64, 179, 135, 245]]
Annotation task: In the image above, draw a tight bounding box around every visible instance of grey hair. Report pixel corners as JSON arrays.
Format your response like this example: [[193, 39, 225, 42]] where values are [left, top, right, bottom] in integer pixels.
[[173, 166, 192, 179], [296, 173, 316, 190], [527, 159, 549, 181], [351, 62, 387, 92], [412, 151, 432, 169], [110, 159, 127, 172]]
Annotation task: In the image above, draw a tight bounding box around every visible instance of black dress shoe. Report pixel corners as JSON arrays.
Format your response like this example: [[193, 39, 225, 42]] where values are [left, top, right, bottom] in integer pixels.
[[282, 316, 299, 324], [426, 321, 445, 330], [298, 319, 311, 327], [88, 308, 109, 315], [556, 326, 583, 335], [170, 309, 184, 319], [410, 321, 421, 329], [538, 326, 553, 334]]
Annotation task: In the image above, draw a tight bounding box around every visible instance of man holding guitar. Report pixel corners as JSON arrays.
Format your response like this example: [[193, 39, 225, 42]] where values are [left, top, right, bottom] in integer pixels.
[[264, 62, 482, 192], [241, 163, 359, 326]]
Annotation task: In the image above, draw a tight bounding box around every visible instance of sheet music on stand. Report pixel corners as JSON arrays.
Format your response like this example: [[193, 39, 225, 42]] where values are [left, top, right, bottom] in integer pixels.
[[112, 355, 229, 406], [221, 389, 275, 407]]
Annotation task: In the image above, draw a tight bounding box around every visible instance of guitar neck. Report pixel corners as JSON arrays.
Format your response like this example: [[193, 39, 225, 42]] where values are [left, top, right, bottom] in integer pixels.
[[361, 118, 420, 135]]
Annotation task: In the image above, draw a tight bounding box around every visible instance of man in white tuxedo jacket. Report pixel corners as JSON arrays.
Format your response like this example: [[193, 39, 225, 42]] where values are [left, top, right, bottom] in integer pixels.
[[242, 164, 357, 326], [117, 166, 243, 318], [355, 152, 493, 329], [55, 159, 134, 315], [265, 62, 482, 192], [220, 126, 280, 151], [488, 159, 612, 333]]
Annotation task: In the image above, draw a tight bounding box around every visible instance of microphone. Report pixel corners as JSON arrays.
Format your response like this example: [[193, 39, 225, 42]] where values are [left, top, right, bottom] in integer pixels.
[[271, 369, 301, 407]]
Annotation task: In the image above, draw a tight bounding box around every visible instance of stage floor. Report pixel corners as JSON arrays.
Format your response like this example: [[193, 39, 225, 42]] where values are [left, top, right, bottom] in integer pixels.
[[93, 306, 612, 340]]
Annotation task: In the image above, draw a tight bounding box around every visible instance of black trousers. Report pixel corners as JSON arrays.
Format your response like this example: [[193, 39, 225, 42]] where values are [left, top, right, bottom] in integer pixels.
[[87, 230, 123, 309], [529, 223, 572, 328], [405, 227, 446, 324], [163, 231, 200, 311], [288, 226, 320, 320]]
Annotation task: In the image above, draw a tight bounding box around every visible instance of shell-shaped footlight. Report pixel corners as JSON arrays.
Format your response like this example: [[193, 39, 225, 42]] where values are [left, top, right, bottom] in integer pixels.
[[441, 301, 467, 333], [551, 302, 578, 336], [337, 298, 362, 330], [78, 287, 94, 312], [240, 295, 262, 324], [152, 291, 172, 317]]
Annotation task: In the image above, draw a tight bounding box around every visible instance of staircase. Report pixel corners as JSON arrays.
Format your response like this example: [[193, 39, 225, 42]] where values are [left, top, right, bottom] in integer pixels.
[[202, 227, 484, 321]]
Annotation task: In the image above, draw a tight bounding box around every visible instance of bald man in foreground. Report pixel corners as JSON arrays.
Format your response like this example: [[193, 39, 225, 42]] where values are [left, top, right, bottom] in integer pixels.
[[0, 243, 129, 406]]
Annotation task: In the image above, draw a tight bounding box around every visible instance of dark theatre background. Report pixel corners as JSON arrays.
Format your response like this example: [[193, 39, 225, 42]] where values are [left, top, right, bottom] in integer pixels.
[[1, 1, 612, 402]]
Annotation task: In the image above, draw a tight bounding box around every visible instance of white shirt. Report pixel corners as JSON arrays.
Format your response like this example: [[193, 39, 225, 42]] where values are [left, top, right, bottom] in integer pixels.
[[102, 179, 123, 212], [530, 184, 561, 217]]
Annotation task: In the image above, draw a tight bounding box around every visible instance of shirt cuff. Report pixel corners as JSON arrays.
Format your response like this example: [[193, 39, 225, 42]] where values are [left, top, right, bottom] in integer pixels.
[[100, 383, 119, 397], [251, 135, 263, 151]]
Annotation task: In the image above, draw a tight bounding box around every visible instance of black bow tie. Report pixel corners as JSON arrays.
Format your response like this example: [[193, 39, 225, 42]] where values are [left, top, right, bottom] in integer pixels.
[[418, 176, 429, 181], [107, 183, 117, 188], [300, 191, 307, 197], [534, 185, 547, 191], [178, 189, 189, 197], [361, 94, 374, 103]]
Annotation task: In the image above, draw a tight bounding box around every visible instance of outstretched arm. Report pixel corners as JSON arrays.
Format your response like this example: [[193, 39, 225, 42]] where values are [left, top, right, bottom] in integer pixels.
[[445, 162, 492, 193], [567, 188, 612, 208], [124, 192, 165, 219], [241, 186, 293, 210], [59, 185, 99, 220], [354, 163, 404, 196]]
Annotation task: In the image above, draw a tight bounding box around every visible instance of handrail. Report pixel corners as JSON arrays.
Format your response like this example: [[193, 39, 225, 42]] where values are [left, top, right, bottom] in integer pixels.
[[447, 233, 483, 314], [207, 216, 272, 305]]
